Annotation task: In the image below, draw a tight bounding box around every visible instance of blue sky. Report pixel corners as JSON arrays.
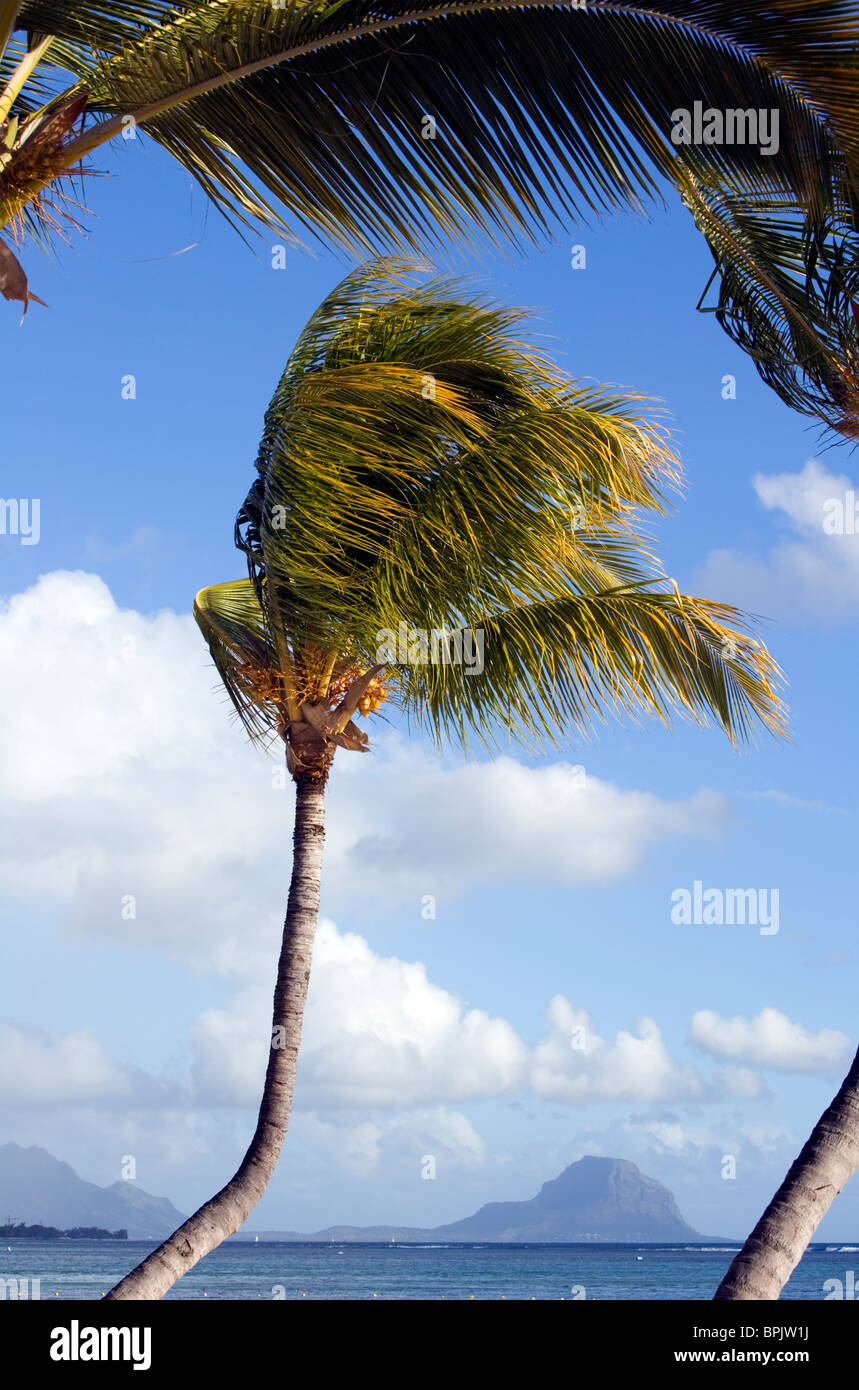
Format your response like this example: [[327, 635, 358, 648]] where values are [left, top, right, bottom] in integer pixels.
[[2, 128, 859, 1243]]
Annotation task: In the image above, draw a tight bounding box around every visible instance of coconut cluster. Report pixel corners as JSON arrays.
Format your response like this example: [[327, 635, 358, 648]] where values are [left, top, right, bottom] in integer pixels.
[[358, 678, 387, 717]]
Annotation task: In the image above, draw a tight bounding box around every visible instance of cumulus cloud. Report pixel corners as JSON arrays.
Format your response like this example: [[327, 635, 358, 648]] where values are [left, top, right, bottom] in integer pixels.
[[696, 459, 859, 622], [192, 919, 529, 1110], [689, 1007, 851, 1075], [0, 569, 282, 973], [209, 942, 838, 1113], [531, 995, 705, 1104], [196, 932, 762, 1114]]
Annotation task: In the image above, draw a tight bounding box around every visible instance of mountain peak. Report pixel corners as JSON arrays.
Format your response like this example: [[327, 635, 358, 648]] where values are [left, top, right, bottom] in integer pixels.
[[0, 1144, 187, 1239], [437, 1154, 700, 1243]]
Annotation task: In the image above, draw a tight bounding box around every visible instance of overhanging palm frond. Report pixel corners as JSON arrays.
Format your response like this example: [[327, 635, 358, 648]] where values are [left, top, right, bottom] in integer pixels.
[[16, 0, 859, 255], [5, 2, 859, 448], [18, 1, 175, 50], [2, 2, 175, 113]]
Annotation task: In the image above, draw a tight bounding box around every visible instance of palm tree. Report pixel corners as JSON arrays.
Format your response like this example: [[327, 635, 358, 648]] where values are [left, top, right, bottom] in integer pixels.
[[2, 0, 858, 390], [105, 259, 785, 1300], [714, 1049, 859, 1300]]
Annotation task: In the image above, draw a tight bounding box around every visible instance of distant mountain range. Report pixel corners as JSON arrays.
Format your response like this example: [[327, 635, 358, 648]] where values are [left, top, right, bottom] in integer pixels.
[[0, 1144, 187, 1240], [0, 1146, 703, 1243], [239, 1156, 704, 1243]]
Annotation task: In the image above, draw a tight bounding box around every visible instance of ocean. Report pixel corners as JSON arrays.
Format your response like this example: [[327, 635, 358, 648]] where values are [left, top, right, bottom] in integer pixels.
[[3, 1239, 858, 1300]]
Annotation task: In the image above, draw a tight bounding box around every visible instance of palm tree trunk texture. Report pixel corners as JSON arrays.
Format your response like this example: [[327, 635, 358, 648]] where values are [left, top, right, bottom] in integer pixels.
[[714, 1046, 859, 1300], [105, 773, 327, 1300]]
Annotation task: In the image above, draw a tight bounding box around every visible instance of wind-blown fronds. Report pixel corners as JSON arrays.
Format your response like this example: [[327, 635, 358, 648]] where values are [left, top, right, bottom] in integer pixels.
[[204, 261, 786, 759], [41, 0, 857, 255], [0, 1, 854, 261], [5, 1, 859, 446], [237, 261, 678, 643], [401, 583, 785, 752]]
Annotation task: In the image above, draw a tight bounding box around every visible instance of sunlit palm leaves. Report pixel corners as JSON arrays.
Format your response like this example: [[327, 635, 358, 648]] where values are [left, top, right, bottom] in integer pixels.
[[3, 0, 859, 417], [196, 261, 786, 762], [36, 0, 857, 252]]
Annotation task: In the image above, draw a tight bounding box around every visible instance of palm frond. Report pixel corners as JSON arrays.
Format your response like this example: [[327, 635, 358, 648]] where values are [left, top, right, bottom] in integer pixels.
[[238, 260, 680, 649], [3, 3, 175, 114], [218, 260, 786, 757], [398, 582, 786, 752], [43, 1, 859, 255], [193, 579, 282, 743], [18, 1, 177, 59], [687, 172, 859, 439], [6, 2, 859, 448]]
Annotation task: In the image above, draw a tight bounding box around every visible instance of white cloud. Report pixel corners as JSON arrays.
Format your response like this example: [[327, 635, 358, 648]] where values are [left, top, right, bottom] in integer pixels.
[[696, 459, 859, 622], [333, 753, 728, 904], [197, 934, 773, 1115], [5, 916, 724, 1119], [297, 1108, 487, 1175], [531, 995, 705, 1104], [717, 1065, 768, 1100], [0, 570, 280, 972], [689, 1007, 851, 1075], [637, 1120, 709, 1155], [0, 571, 729, 975], [0, 1019, 204, 1117], [0, 1022, 134, 1105], [192, 919, 529, 1109]]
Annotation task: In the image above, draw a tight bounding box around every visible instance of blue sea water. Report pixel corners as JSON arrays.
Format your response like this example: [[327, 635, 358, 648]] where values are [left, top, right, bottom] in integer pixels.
[[3, 1239, 858, 1300]]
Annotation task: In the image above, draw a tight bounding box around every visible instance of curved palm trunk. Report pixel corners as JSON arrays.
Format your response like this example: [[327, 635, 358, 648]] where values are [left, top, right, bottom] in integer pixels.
[[714, 1046, 859, 1300], [105, 772, 326, 1301]]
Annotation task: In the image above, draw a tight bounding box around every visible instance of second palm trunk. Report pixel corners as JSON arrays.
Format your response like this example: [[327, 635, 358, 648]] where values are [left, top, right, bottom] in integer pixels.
[[714, 1045, 859, 1300]]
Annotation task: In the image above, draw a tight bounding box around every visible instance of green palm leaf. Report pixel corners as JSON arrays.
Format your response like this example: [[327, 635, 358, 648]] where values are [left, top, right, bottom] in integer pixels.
[[193, 578, 281, 739], [5, 1, 859, 442], [198, 260, 786, 761], [48, 0, 855, 252], [403, 583, 784, 751]]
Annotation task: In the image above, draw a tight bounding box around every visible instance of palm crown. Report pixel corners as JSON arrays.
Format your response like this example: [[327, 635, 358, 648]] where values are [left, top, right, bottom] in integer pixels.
[[194, 260, 786, 775]]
